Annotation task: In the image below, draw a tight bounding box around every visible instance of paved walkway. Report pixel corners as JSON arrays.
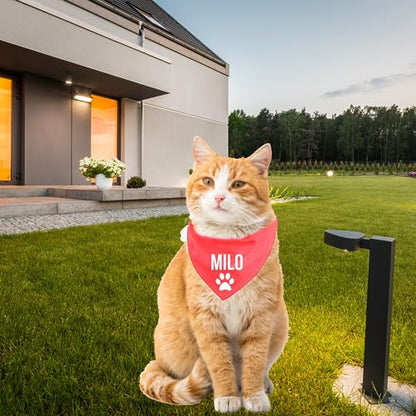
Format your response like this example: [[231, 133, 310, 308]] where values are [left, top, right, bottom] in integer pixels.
[[0, 205, 189, 235]]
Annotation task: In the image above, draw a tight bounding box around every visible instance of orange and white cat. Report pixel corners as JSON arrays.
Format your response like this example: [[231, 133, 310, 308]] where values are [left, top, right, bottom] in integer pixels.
[[140, 137, 289, 413]]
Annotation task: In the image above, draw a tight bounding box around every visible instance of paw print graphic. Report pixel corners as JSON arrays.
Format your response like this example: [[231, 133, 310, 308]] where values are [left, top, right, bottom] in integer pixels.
[[215, 272, 235, 291]]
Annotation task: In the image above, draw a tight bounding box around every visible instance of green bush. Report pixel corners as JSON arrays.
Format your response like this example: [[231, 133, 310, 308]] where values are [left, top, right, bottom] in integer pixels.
[[268, 159, 416, 176], [126, 176, 146, 188]]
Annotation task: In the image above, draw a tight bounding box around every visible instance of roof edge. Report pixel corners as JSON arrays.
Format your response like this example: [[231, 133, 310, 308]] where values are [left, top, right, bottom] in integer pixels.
[[86, 0, 227, 67]]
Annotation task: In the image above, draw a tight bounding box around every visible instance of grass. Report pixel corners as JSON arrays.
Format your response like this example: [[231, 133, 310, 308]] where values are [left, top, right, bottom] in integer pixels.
[[1, 176, 415, 415], [269, 184, 309, 200]]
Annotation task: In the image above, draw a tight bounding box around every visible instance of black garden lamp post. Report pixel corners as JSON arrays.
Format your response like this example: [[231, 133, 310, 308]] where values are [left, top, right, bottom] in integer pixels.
[[324, 230, 395, 403]]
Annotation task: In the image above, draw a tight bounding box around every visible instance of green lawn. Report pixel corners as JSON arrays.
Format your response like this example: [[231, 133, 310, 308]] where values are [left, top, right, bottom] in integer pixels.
[[1, 176, 415, 415]]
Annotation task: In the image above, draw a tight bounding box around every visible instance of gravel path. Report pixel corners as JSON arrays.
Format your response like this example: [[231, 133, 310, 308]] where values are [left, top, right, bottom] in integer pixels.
[[0, 205, 189, 235]]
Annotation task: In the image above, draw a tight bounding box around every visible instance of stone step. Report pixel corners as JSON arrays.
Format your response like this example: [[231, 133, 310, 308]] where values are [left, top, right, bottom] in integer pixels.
[[0, 195, 186, 218], [0, 186, 186, 201], [0, 186, 186, 218], [47, 186, 186, 201], [0, 186, 48, 198], [0, 197, 106, 218]]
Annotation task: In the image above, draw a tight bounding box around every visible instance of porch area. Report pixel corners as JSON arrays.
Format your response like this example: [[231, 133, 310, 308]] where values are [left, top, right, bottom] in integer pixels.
[[0, 186, 186, 218]]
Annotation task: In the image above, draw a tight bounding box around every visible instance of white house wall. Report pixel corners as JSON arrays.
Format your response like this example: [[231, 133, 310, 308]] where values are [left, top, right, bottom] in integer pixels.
[[31, 0, 140, 45], [139, 38, 229, 187], [142, 104, 227, 188], [146, 39, 228, 124]]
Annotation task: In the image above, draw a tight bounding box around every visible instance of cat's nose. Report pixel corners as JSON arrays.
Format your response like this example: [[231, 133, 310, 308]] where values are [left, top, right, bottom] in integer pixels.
[[214, 194, 226, 205]]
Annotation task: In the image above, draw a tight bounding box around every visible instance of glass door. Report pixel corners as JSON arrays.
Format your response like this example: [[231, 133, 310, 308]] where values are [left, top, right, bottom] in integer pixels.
[[91, 94, 119, 183], [0, 75, 20, 184]]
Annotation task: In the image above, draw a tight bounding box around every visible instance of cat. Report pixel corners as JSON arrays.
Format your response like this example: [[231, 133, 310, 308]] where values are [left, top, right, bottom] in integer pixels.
[[139, 137, 289, 413]]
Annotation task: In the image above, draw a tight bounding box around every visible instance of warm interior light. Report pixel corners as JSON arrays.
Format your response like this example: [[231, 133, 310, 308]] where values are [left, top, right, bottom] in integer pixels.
[[0, 77, 12, 181], [91, 94, 118, 160], [65, 79, 72, 85], [73, 94, 92, 103]]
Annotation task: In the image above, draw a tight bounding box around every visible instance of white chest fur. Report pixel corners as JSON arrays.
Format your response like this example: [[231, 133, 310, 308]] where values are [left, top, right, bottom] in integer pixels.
[[217, 286, 254, 338]]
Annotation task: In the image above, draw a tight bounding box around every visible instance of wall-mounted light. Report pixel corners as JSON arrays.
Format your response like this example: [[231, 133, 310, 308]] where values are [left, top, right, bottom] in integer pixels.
[[73, 86, 92, 103], [65, 75, 72, 85]]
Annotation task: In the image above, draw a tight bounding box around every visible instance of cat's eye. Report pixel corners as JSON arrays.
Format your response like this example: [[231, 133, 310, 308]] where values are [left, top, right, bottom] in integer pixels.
[[202, 177, 214, 186], [231, 180, 245, 189]]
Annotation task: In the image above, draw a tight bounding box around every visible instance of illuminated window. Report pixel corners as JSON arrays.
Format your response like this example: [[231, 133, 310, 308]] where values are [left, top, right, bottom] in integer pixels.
[[91, 94, 118, 160], [0, 77, 12, 182]]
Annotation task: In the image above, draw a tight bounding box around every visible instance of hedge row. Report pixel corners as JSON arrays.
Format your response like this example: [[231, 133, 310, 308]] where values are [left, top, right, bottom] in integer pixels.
[[269, 160, 416, 174]]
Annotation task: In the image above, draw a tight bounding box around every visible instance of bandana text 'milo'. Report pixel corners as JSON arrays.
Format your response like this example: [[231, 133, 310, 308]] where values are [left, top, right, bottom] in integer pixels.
[[187, 218, 278, 300]]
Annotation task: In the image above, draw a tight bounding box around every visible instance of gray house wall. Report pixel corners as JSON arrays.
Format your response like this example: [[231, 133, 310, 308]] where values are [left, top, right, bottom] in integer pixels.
[[71, 99, 91, 185], [23, 74, 72, 185], [23, 73, 90, 185]]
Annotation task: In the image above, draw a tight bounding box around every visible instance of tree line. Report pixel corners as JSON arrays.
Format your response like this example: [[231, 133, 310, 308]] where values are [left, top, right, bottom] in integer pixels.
[[229, 105, 416, 163]]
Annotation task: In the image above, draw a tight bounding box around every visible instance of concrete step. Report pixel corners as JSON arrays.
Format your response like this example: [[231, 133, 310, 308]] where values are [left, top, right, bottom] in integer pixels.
[[0, 186, 48, 198], [0, 186, 186, 218], [0, 195, 186, 218], [0, 197, 109, 218], [0, 186, 186, 201], [47, 186, 186, 201]]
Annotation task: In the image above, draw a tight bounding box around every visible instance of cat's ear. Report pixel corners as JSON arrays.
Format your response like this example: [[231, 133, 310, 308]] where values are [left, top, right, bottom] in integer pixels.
[[247, 143, 272, 176], [193, 136, 214, 165]]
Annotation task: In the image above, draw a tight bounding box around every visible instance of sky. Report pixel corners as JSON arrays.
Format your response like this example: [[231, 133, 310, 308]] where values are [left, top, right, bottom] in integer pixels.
[[155, 0, 416, 116]]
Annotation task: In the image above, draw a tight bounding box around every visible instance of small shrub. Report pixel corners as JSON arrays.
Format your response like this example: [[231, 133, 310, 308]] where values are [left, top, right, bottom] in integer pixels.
[[269, 160, 280, 171], [126, 176, 146, 188], [387, 163, 393, 174]]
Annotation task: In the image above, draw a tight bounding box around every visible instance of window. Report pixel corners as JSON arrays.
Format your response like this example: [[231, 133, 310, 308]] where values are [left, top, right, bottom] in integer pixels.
[[0, 77, 12, 181], [90, 94, 118, 160], [128, 2, 169, 31]]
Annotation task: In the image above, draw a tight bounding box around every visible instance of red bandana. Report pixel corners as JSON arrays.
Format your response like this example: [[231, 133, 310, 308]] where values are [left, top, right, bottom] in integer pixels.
[[187, 218, 278, 300]]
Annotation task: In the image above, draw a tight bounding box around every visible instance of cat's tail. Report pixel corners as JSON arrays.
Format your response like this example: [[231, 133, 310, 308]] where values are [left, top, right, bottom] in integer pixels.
[[139, 358, 212, 405]]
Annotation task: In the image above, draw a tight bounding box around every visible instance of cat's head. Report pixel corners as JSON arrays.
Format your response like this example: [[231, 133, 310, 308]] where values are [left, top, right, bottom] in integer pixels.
[[186, 137, 273, 228]]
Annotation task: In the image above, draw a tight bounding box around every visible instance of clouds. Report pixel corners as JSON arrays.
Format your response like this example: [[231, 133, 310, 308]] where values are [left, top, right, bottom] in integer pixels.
[[323, 72, 416, 98]]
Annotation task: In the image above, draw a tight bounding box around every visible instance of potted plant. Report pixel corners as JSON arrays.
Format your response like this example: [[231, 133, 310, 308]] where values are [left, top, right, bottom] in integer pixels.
[[79, 157, 126, 190]]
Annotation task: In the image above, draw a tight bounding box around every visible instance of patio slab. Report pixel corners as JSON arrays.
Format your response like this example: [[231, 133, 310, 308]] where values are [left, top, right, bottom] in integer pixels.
[[0, 186, 186, 218], [333, 364, 416, 415], [0, 186, 48, 198], [0, 196, 117, 218], [46, 186, 186, 201]]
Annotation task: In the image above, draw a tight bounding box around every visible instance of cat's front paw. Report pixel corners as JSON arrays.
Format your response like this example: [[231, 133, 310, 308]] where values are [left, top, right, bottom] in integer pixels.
[[214, 396, 242, 413], [243, 392, 271, 413]]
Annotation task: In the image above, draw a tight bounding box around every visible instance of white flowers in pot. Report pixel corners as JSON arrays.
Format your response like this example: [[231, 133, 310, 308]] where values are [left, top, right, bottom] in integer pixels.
[[79, 157, 126, 190]]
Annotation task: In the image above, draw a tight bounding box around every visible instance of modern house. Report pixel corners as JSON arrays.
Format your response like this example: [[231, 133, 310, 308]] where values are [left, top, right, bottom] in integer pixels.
[[0, 0, 229, 187]]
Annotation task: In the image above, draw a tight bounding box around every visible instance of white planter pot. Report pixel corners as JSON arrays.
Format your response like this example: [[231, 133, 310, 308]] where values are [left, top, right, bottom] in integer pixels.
[[95, 174, 113, 190]]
